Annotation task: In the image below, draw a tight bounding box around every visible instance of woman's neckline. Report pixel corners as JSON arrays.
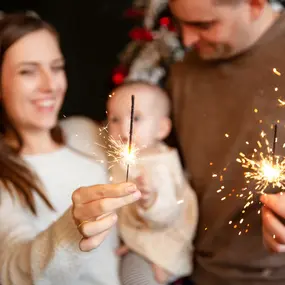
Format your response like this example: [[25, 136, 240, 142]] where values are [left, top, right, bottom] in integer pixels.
[[23, 146, 69, 160]]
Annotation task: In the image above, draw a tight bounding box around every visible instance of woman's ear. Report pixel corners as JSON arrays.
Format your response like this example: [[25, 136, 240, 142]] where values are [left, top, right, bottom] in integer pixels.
[[157, 117, 172, 141]]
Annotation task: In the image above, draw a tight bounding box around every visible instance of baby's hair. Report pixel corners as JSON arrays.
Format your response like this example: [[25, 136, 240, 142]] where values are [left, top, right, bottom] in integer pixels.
[[110, 80, 171, 117]]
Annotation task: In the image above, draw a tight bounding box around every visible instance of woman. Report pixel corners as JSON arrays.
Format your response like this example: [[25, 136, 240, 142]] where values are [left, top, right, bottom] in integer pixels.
[[0, 13, 141, 285]]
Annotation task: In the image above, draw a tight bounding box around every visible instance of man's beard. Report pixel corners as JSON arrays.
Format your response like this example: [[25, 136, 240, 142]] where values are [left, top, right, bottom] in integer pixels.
[[197, 42, 233, 60]]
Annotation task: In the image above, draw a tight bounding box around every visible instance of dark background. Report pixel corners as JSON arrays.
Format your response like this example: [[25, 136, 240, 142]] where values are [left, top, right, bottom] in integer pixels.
[[0, 0, 134, 122]]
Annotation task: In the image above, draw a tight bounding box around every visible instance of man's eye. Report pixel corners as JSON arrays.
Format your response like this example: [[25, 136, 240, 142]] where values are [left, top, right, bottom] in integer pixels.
[[196, 22, 215, 30]]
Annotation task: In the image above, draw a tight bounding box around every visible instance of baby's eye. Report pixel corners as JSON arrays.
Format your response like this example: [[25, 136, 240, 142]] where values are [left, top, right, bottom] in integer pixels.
[[134, 115, 141, 122], [109, 117, 119, 123]]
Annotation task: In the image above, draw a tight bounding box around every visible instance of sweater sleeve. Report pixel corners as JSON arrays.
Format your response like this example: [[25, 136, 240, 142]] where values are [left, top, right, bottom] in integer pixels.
[[0, 191, 90, 285], [136, 164, 181, 228], [60, 116, 107, 163]]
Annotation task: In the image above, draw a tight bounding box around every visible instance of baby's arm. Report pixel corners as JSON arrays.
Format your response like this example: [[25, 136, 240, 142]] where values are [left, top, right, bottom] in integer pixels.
[[135, 165, 181, 228]]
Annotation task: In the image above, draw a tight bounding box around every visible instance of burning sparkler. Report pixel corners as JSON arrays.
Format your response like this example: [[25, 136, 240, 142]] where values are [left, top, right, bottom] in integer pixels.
[[215, 124, 285, 234], [237, 125, 285, 194], [106, 136, 139, 169], [126, 95, 135, 181], [97, 95, 138, 181]]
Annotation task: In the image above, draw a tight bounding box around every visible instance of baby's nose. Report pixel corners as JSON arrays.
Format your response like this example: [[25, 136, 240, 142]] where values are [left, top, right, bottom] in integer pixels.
[[121, 136, 128, 144]]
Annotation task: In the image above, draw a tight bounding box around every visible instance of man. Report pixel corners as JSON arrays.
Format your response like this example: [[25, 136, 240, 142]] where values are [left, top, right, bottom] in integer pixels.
[[168, 0, 285, 284]]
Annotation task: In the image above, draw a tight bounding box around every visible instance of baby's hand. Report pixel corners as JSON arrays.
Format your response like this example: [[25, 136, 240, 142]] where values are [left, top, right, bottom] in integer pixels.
[[135, 175, 157, 209], [152, 263, 172, 284], [116, 244, 129, 256]]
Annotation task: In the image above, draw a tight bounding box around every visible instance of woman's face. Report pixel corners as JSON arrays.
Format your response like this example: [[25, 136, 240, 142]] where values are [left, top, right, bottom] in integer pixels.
[[1, 29, 67, 134]]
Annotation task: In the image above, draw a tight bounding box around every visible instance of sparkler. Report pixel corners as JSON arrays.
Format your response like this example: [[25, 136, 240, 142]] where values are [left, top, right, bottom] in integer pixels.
[[237, 124, 285, 194], [213, 68, 285, 234], [126, 95, 135, 181], [97, 95, 138, 181], [215, 125, 285, 234], [106, 136, 139, 170]]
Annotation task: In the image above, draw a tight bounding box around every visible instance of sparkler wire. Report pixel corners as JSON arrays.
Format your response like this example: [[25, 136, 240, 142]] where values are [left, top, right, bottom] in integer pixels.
[[126, 95, 135, 181]]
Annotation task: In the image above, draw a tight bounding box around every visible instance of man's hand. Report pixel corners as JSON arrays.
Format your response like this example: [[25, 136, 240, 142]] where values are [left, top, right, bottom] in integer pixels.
[[260, 193, 285, 252]]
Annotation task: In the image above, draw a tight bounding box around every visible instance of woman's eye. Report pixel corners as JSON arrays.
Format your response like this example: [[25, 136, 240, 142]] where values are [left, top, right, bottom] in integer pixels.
[[19, 69, 35, 75], [52, 65, 65, 72]]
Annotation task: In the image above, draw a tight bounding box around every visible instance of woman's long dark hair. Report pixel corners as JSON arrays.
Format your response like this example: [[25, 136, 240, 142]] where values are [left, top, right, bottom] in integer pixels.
[[0, 13, 64, 214]]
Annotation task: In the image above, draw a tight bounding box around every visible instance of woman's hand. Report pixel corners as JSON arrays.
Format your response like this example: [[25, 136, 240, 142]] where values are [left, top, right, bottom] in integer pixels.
[[260, 193, 285, 252], [72, 182, 141, 251]]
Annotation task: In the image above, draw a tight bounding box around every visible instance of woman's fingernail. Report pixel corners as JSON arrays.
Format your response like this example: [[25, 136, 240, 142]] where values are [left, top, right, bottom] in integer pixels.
[[132, 191, 141, 200], [126, 184, 137, 193]]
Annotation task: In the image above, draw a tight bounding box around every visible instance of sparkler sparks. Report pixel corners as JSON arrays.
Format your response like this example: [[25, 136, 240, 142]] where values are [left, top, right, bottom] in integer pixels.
[[237, 125, 285, 194], [215, 125, 285, 234], [278, 98, 285, 106], [273, 68, 281, 76], [106, 136, 139, 169], [237, 151, 285, 194], [97, 127, 139, 172], [97, 95, 138, 181]]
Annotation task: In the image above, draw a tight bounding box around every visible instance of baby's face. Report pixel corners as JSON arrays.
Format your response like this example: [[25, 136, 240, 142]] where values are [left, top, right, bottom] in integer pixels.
[[107, 87, 161, 149]]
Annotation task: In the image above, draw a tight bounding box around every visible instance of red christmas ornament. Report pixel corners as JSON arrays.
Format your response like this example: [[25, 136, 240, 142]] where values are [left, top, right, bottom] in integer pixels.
[[160, 17, 170, 27], [112, 65, 128, 85], [112, 73, 125, 85], [143, 30, 153, 41], [159, 16, 176, 32]]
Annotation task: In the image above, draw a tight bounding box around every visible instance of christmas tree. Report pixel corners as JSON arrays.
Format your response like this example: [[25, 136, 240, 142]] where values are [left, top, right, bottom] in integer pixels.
[[112, 0, 185, 89], [113, 0, 285, 89]]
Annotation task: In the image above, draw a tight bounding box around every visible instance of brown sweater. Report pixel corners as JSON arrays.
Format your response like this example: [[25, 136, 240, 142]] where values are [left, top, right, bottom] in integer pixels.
[[169, 11, 285, 285]]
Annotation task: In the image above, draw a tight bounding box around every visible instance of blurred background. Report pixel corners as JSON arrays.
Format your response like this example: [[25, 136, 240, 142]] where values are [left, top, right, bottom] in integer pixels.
[[1, 0, 284, 123]]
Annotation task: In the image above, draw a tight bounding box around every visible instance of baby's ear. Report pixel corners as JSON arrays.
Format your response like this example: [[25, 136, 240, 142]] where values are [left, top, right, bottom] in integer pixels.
[[157, 117, 172, 141]]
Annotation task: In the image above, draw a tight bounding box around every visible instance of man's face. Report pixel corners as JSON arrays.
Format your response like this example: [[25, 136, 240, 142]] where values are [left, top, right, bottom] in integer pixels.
[[170, 0, 255, 60]]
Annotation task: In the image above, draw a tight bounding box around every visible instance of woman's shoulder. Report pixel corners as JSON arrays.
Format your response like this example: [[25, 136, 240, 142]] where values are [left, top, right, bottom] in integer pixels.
[[59, 116, 102, 139], [59, 116, 107, 162]]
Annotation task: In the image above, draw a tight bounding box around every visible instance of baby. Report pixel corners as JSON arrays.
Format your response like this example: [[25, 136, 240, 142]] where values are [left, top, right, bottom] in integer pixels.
[[107, 81, 198, 285]]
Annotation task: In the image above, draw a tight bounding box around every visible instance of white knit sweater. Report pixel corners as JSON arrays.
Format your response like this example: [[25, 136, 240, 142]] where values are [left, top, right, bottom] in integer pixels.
[[115, 144, 198, 278], [0, 117, 120, 285]]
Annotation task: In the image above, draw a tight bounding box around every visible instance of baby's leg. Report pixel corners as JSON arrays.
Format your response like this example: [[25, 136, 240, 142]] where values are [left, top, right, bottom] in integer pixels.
[[121, 252, 163, 285]]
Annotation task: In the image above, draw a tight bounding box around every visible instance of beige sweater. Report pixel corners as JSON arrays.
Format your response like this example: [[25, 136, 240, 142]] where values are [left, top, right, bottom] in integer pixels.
[[114, 144, 198, 277]]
